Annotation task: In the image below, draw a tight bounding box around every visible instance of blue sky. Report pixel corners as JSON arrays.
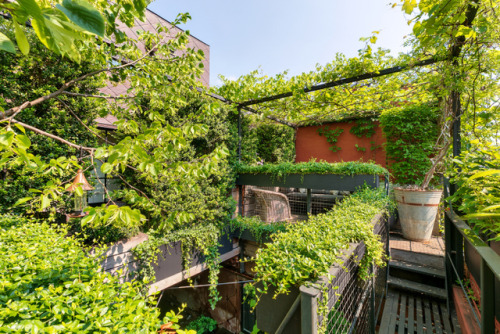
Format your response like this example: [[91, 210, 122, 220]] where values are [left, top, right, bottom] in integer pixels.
[[148, 0, 413, 86]]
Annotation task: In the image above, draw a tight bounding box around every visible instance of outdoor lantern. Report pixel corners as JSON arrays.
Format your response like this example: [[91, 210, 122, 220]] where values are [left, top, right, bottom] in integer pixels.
[[67, 169, 94, 215]]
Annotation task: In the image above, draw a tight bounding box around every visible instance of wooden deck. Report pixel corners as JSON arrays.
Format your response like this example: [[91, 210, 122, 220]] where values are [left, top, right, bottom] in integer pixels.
[[378, 288, 461, 334]]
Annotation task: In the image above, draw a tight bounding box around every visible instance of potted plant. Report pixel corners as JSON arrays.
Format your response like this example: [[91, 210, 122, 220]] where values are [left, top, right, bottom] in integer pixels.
[[186, 315, 218, 334], [380, 104, 447, 241]]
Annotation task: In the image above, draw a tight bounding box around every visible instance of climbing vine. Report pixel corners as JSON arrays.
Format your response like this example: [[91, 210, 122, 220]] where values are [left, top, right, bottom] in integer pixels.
[[317, 126, 344, 152]]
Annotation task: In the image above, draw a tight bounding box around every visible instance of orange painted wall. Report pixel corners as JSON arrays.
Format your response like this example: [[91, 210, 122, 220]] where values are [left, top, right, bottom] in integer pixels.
[[295, 120, 386, 167]]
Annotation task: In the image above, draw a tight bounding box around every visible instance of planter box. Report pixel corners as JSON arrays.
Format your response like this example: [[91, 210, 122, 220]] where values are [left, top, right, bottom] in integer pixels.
[[236, 173, 379, 191], [101, 232, 239, 295]]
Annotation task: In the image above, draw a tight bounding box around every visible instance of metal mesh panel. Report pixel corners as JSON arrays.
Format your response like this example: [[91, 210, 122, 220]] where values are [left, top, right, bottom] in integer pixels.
[[287, 189, 345, 215], [316, 216, 388, 334]]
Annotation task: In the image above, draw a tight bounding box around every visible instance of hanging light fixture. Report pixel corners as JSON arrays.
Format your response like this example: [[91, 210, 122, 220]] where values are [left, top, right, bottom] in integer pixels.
[[67, 169, 94, 215]]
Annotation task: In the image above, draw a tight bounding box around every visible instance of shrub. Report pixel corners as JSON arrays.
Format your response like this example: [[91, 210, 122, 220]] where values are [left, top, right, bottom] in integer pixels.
[[0, 215, 191, 333]]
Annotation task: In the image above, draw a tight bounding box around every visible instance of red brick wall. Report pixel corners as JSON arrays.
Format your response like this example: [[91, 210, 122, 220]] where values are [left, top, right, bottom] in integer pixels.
[[295, 120, 386, 167]]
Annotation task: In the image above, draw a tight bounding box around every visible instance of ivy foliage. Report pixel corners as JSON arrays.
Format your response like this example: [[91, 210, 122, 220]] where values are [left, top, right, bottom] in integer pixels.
[[132, 224, 222, 309], [236, 160, 388, 179], [228, 216, 287, 244], [216, 48, 436, 126], [237, 119, 295, 164], [248, 187, 390, 302], [0, 20, 101, 215], [379, 104, 439, 186], [317, 126, 344, 153], [0, 215, 194, 333]]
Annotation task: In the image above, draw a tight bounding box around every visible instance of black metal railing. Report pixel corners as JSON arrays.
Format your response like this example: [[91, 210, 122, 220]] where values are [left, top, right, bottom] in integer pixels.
[[444, 180, 500, 334]]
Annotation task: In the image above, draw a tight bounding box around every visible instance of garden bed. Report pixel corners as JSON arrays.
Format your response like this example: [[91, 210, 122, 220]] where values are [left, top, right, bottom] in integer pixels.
[[237, 173, 380, 191], [236, 161, 387, 191], [101, 232, 238, 295]]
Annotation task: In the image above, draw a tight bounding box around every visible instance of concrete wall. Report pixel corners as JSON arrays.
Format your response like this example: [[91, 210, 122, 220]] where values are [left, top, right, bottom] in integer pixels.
[[295, 120, 386, 168]]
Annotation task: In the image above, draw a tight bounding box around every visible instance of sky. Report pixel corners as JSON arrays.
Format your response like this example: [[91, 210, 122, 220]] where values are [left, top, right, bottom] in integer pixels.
[[148, 0, 414, 87]]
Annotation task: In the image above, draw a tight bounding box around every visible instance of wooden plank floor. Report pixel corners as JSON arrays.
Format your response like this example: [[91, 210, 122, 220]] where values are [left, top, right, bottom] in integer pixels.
[[378, 288, 461, 334]]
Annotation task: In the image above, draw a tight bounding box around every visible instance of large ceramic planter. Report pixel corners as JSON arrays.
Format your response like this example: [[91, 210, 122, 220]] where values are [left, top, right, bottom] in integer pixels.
[[394, 188, 442, 241]]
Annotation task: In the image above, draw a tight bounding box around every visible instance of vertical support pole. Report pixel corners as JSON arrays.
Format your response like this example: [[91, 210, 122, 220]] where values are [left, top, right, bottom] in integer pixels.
[[444, 212, 453, 314], [307, 188, 312, 215], [480, 259, 495, 334], [454, 224, 464, 281], [450, 91, 461, 197], [237, 106, 242, 163], [370, 263, 376, 334], [300, 286, 319, 334], [238, 185, 244, 217]]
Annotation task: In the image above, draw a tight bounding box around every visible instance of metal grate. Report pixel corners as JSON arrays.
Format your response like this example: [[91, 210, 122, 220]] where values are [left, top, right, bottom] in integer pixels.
[[315, 216, 388, 334]]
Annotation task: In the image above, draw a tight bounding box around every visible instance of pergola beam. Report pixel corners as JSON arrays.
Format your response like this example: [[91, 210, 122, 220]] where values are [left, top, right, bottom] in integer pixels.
[[239, 57, 442, 107]]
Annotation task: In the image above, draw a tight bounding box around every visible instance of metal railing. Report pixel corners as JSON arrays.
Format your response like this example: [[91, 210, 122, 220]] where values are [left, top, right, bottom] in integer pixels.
[[444, 181, 500, 334], [299, 213, 389, 334]]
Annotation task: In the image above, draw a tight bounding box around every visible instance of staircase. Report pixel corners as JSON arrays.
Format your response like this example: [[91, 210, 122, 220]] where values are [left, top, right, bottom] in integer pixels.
[[377, 232, 462, 333], [388, 248, 447, 300]]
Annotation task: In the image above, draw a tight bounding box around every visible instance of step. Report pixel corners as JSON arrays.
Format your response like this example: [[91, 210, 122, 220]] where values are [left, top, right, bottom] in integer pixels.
[[390, 248, 445, 271], [387, 276, 447, 300], [389, 260, 445, 279]]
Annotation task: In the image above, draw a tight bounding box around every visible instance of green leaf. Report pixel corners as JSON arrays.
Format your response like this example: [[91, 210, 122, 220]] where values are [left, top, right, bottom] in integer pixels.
[[56, 0, 105, 37], [0, 32, 16, 54], [469, 169, 500, 179], [14, 22, 30, 55], [13, 197, 32, 207], [0, 132, 15, 147], [402, 0, 417, 14], [40, 195, 50, 210], [17, 0, 43, 20], [16, 135, 31, 150], [101, 162, 113, 174]]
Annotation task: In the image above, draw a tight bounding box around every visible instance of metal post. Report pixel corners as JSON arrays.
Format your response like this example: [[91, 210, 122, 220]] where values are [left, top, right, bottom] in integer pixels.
[[238, 185, 244, 217], [300, 286, 319, 334], [370, 263, 376, 334], [450, 91, 461, 197], [480, 258, 495, 334], [237, 106, 242, 162], [444, 211, 453, 314], [307, 189, 312, 215]]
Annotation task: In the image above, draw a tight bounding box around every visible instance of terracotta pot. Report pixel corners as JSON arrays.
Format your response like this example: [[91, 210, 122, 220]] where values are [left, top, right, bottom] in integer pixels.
[[394, 188, 442, 241]]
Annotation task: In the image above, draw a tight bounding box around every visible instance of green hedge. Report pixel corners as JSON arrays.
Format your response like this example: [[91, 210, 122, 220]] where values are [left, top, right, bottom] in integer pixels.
[[0, 215, 189, 333]]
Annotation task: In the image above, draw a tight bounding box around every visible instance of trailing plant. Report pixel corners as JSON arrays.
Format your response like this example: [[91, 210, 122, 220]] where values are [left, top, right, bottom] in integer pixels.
[[0, 215, 194, 333], [236, 160, 388, 179], [132, 224, 222, 309], [229, 216, 288, 244], [317, 126, 344, 152], [379, 103, 439, 186], [246, 187, 389, 332]]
